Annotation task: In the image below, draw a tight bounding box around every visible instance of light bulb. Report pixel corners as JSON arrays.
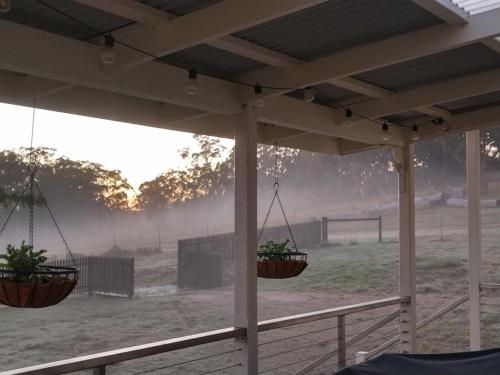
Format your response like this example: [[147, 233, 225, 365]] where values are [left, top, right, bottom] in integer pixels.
[[303, 87, 315, 103], [439, 122, 450, 132], [254, 84, 265, 108], [0, 0, 11, 13], [380, 123, 391, 142], [101, 34, 117, 65], [433, 118, 450, 133], [185, 69, 199, 95], [410, 125, 420, 142], [343, 108, 354, 128]]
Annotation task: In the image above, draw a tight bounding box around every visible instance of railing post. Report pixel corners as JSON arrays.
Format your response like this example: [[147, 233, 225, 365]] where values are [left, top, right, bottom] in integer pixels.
[[397, 145, 417, 353], [321, 217, 328, 244], [337, 315, 346, 369], [234, 105, 258, 374], [378, 216, 382, 243], [93, 366, 106, 375], [467, 130, 482, 350]]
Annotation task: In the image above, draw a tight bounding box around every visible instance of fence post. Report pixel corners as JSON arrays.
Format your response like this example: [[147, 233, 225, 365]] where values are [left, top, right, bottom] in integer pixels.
[[88, 256, 94, 296], [129, 258, 135, 298], [321, 217, 328, 244], [93, 366, 106, 375], [378, 216, 382, 243], [337, 315, 346, 369]]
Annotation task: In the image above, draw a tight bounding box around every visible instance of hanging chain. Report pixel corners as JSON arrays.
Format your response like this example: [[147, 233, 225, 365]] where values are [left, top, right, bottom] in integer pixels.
[[274, 141, 279, 187], [28, 166, 36, 247], [28, 100, 37, 247], [257, 142, 299, 252], [275, 191, 299, 252], [257, 189, 278, 246], [0, 185, 27, 237], [34, 182, 77, 267]]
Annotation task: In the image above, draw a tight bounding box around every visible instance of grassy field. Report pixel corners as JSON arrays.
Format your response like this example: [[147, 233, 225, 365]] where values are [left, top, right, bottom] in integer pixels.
[[2, 205, 500, 374]]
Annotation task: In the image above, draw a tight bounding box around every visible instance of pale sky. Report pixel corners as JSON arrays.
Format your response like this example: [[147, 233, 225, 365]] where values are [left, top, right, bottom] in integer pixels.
[[0, 103, 233, 190]]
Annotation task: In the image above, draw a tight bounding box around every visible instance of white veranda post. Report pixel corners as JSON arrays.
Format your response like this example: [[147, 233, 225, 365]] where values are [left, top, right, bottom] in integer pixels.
[[398, 144, 417, 353], [466, 130, 481, 350], [234, 105, 259, 374]]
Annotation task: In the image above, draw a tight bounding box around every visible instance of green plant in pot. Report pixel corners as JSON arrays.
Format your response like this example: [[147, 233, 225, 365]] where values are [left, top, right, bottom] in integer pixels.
[[257, 239, 308, 279], [0, 241, 48, 282], [258, 239, 294, 261]]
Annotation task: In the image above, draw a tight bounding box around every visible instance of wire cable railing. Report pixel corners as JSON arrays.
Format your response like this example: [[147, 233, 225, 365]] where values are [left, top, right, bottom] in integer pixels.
[[1, 297, 407, 375], [130, 348, 241, 375]]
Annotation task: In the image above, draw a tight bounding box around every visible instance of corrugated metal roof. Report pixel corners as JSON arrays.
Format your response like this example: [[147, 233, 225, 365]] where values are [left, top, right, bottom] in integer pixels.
[[354, 43, 500, 92], [159, 44, 266, 79], [439, 91, 500, 114], [452, 0, 500, 14], [287, 83, 359, 105], [138, 0, 222, 16], [234, 0, 442, 61], [0, 0, 131, 40]]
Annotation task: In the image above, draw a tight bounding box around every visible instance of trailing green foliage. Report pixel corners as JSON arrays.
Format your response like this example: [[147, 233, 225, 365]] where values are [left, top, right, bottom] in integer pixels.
[[258, 239, 294, 261], [0, 241, 48, 282]]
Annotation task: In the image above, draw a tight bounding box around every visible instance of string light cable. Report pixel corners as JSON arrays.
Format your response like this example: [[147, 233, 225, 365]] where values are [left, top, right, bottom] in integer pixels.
[[33, 0, 450, 137]]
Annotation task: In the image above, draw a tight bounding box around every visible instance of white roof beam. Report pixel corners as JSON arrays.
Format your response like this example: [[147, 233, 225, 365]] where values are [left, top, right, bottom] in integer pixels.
[[0, 20, 240, 115], [0, 22, 394, 146], [0, 73, 341, 153], [236, 7, 500, 102], [0, 72, 233, 138], [261, 95, 405, 146], [338, 140, 378, 155], [348, 67, 500, 122], [482, 37, 500, 53], [411, 0, 469, 25], [420, 103, 500, 138]]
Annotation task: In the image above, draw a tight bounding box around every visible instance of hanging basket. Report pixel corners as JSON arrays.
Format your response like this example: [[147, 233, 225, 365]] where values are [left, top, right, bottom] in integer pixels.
[[257, 251, 308, 279], [0, 265, 78, 308]]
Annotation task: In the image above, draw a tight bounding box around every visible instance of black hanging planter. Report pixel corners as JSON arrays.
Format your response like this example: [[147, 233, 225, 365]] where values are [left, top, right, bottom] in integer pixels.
[[257, 251, 308, 279], [0, 265, 78, 308]]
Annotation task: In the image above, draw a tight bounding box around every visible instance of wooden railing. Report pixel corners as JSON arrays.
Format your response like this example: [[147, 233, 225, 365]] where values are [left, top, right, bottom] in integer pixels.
[[1, 296, 407, 375]]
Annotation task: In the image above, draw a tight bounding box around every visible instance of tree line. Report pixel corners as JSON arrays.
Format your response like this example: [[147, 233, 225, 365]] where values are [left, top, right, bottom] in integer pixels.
[[1, 130, 500, 215]]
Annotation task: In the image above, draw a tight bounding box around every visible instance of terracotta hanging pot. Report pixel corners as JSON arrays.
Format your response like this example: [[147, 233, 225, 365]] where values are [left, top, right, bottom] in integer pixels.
[[257, 252, 308, 279], [0, 266, 78, 308]]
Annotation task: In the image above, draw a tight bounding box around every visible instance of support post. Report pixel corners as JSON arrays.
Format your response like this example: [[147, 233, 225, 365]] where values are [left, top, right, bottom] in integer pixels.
[[397, 144, 417, 353], [322, 217, 328, 244], [234, 106, 258, 374], [337, 315, 346, 369], [466, 130, 481, 351], [93, 366, 106, 375]]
